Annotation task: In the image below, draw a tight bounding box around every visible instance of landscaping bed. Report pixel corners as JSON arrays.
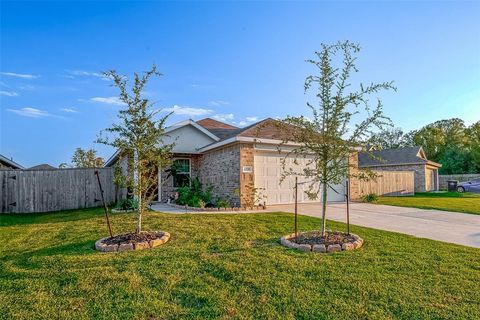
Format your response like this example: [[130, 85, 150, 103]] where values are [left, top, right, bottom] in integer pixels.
[[281, 230, 363, 252], [95, 231, 170, 252]]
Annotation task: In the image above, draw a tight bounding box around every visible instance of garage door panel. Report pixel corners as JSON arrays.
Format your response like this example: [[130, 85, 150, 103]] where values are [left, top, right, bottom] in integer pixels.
[[254, 151, 345, 205]]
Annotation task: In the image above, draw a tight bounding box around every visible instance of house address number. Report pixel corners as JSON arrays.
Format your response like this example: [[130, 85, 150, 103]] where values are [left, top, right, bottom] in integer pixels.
[[242, 166, 253, 173]]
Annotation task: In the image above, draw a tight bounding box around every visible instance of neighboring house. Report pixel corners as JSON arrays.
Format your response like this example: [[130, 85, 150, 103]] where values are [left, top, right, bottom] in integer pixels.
[[357, 146, 442, 192], [27, 164, 57, 170], [105, 117, 347, 206], [0, 154, 25, 170]]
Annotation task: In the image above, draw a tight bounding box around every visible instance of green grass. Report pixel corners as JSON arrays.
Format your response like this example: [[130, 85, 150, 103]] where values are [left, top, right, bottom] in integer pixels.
[[376, 192, 480, 215], [1, 209, 479, 319]]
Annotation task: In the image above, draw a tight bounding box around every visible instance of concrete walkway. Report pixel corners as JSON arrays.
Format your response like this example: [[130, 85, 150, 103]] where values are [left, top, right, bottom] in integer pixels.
[[266, 202, 480, 248]]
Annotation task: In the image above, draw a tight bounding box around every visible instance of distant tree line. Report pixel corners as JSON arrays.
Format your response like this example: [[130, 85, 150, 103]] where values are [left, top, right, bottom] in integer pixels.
[[369, 118, 480, 174]]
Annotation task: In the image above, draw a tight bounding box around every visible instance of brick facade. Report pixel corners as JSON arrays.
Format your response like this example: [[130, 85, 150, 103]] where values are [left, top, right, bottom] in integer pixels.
[[239, 143, 255, 207], [348, 152, 361, 200], [198, 144, 242, 206]]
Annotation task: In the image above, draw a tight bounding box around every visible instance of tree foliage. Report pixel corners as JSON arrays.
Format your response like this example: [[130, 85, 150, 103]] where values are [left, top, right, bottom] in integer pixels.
[[368, 127, 406, 149], [277, 41, 395, 236], [97, 65, 173, 233], [59, 148, 104, 168], [72, 148, 104, 168], [368, 119, 479, 174]]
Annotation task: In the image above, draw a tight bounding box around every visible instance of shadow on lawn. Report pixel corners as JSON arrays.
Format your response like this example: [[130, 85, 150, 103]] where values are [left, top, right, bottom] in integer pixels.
[[0, 208, 123, 227]]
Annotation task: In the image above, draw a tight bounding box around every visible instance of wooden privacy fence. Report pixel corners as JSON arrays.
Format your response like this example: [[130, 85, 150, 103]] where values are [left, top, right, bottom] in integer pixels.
[[357, 171, 414, 197], [0, 168, 124, 214], [439, 174, 480, 190]]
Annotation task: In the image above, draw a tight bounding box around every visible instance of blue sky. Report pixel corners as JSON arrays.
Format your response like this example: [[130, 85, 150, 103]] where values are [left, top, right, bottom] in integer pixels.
[[1, 1, 479, 167]]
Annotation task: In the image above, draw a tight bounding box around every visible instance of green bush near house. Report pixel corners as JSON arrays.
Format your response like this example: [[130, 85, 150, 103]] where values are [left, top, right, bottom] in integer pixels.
[[0, 208, 479, 319], [361, 193, 379, 203], [176, 177, 213, 207], [115, 198, 138, 211], [215, 198, 231, 209]]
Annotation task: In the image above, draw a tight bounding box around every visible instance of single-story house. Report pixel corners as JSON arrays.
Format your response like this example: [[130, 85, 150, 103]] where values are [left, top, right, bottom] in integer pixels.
[[105, 117, 347, 206], [357, 146, 442, 192], [0, 154, 24, 170], [105, 118, 440, 206]]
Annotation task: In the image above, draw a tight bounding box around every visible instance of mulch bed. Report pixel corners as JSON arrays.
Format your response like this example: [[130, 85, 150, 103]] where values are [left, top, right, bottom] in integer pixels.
[[103, 231, 165, 245], [292, 231, 356, 247]]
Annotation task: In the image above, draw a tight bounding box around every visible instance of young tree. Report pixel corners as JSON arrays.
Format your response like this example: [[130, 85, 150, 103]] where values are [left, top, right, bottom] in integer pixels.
[[72, 148, 104, 168], [97, 65, 173, 233], [277, 41, 395, 236], [59, 148, 104, 168]]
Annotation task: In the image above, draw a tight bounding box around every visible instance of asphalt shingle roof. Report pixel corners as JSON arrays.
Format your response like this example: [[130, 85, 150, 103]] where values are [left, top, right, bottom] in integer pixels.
[[358, 146, 428, 167]]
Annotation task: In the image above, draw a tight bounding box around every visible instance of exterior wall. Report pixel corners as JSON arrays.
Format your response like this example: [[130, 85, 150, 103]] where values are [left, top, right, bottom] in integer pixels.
[[348, 152, 361, 200], [0, 162, 13, 170], [239, 144, 255, 206], [198, 144, 242, 206], [360, 164, 427, 192], [162, 125, 216, 154]]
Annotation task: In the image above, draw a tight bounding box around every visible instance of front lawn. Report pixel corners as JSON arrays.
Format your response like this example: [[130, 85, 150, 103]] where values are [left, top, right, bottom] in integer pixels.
[[1, 209, 479, 319], [376, 192, 480, 215]]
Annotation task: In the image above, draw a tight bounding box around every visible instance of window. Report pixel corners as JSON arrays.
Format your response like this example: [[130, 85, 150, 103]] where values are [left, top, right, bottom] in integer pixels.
[[173, 159, 190, 187]]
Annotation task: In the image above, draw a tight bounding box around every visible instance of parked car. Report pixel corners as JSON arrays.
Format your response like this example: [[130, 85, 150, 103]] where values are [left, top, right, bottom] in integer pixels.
[[457, 178, 480, 193]]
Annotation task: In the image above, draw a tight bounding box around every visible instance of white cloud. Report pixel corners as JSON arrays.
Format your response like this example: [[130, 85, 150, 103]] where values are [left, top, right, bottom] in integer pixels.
[[19, 84, 36, 90], [212, 113, 234, 122], [245, 116, 258, 122], [59, 108, 78, 113], [164, 105, 213, 116], [90, 96, 126, 106], [7, 107, 50, 118], [0, 90, 19, 97], [69, 70, 110, 81], [1, 72, 39, 79], [238, 121, 248, 127], [210, 100, 230, 107]]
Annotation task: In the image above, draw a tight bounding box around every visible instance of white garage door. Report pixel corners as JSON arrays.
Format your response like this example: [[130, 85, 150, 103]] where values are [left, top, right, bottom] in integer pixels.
[[254, 152, 346, 205]]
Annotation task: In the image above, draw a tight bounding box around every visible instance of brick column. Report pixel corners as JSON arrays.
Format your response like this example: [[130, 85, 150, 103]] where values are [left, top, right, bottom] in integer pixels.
[[239, 143, 255, 207], [348, 151, 360, 200]]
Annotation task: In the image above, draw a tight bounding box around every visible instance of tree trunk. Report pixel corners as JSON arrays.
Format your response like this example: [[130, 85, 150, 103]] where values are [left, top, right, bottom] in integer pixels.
[[137, 207, 142, 233], [320, 181, 328, 237]]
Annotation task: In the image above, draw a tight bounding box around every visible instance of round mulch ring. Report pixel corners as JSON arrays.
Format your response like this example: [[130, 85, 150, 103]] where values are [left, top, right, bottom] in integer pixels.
[[280, 230, 363, 253], [95, 231, 170, 252]]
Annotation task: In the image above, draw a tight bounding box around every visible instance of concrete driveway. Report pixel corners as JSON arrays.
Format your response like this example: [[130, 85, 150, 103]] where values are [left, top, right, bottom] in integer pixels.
[[267, 202, 480, 248]]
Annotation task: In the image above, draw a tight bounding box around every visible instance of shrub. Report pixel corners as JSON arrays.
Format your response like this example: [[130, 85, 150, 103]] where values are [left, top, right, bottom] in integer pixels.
[[116, 198, 138, 211], [175, 177, 213, 207], [361, 193, 378, 203], [216, 198, 230, 209]]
